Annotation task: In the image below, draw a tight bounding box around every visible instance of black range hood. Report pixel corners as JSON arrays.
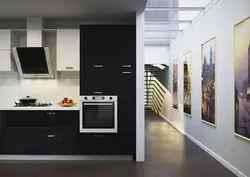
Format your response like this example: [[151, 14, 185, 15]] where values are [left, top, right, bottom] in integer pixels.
[[12, 47, 54, 79]]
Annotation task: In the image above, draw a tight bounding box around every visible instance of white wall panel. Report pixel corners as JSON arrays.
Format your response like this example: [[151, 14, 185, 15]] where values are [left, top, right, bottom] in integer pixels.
[[145, 46, 170, 65], [166, 0, 250, 176]]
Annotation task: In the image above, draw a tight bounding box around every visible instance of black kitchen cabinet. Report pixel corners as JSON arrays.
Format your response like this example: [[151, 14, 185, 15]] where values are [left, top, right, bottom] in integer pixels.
[[80, 133, 134, 155], [0, 110, 135, 156], [0, 111, 136, 155], [80, 24, 136, 158], [80, 25, 136, 95], [5, 111, 79, 128], [0, 127, 82, 155], [0, 111, 80, 155], [80, 66, 119, 95], [118, 71, 136, 133], [80, 24, 136, 131]]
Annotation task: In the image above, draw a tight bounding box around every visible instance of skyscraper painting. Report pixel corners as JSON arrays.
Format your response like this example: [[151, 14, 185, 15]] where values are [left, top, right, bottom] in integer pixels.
[[183, 51, 192, 116], [173, 59, 178, 110], [234, 17, 250, 141], [201, 37, 216, 126]]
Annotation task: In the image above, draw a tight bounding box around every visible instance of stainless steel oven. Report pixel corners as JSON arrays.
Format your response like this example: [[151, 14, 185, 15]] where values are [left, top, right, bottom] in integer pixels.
[[80, 96, 118, 133]]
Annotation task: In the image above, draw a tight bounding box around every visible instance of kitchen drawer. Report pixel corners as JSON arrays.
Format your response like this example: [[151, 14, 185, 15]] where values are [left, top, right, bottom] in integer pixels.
[[0, 127, 80, 155], [5, 111, 79, 128], [81, 133, 134, 155], [0, 128, 56, 154], [45, 128, 80, 155], [54, 111, 79, 127], [81, 133, 119, 155]]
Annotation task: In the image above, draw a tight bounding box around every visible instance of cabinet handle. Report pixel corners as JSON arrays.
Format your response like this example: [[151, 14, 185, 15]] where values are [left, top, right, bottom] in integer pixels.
[[47, 112, 56, 115], [94, 65, 103, 68], [94, 92, 103, 94], [122, 71, 131, 74], [122, 65, 131, 68], [93, 135, 104, 138], [84, 103, 113, 106], [47, 134, 55, 138], [65, 67, 74, 69]]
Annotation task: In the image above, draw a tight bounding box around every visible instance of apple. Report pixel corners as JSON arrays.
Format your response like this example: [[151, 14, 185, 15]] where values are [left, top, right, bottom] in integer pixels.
[[69, 99, 73, 103], [64, 97, 68, 102]]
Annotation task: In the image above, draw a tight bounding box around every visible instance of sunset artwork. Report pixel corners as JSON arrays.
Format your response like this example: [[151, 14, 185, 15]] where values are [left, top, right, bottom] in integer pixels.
[[234, 17, 250, 141]]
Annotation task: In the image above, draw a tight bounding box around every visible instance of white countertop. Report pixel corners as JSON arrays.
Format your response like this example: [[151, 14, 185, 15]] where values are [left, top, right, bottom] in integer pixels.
[[0, 105, 80, 111]]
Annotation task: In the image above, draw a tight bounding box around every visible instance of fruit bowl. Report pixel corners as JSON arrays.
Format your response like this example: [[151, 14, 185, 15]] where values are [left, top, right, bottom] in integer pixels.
[[57, 102, 77, 107], [58, 97, 77, 107]]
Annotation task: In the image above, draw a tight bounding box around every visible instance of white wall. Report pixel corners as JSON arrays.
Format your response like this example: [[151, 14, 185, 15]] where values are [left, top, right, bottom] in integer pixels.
[[166, 0, 250, 176], [145, 46, 170, 65], [0, 72, 79, 108]]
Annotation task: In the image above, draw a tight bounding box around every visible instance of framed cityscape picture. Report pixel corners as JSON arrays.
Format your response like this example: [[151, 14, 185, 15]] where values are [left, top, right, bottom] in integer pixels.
[[173, 59, 178, 110], [183, 51, 192, 116], [234, 16, 250, 141], [201, 37, 216, 127]]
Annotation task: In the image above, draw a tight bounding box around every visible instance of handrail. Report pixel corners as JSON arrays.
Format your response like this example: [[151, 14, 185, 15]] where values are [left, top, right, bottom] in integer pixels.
[[152, 94, 162, 109], [144, 69, 168, 113], [152, 89, 164, 104], [154, 79, 166, 94], [153, 85, 165, 100], [151, 98, 161, 113]]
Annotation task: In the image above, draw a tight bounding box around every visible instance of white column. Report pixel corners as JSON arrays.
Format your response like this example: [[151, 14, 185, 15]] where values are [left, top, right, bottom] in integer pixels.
[[136, 11, 145, 162]]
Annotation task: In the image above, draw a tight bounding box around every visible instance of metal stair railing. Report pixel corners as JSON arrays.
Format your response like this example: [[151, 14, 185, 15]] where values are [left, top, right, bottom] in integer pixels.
[[144, 66, 167, 114]]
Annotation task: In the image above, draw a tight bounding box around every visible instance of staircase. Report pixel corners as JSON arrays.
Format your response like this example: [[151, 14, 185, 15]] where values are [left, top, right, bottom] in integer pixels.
[[144, 69, 153, 109], [144, 64, 167, 113]]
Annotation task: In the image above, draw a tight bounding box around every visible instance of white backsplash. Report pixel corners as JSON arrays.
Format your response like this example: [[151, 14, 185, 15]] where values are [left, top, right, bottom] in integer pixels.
[[0, 71, 79, 108]]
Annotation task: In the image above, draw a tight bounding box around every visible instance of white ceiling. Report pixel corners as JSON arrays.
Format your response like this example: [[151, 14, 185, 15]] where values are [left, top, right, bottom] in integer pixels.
[[0, 0, 147, 19]]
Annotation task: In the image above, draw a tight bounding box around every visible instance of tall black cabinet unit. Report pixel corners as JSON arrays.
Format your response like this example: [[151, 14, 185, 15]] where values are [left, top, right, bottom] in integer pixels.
[[80, 25, 136, 158]]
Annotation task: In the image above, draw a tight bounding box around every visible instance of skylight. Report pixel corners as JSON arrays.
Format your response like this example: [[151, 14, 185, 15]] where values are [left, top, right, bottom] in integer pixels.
[[144, 0, 213, 46]]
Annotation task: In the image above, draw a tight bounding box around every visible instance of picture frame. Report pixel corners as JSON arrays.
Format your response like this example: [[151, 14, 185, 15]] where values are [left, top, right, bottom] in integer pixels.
[[201, 37, 216, 127], [234, 16, 250, 142], [183, 51, 192, 116], [173, 59, 179, 111]]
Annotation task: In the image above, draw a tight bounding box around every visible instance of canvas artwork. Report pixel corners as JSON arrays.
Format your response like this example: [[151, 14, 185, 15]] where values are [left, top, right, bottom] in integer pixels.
[[173, 59, 178, 110], [183, 51, 192, 116], [234, 17, 250, 141], [201, 37, 216, 126]]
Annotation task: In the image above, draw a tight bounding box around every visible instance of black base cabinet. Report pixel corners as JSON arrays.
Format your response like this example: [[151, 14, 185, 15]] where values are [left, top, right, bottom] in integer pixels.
[[80, 133, 135, 155], [0, 128, 79, 155], [0, 111, 135, 157], [0, 111, 80, 155]]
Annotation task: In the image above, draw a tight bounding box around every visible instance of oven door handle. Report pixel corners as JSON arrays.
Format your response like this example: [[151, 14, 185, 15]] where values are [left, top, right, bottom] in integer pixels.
[[83, 103, 113, 106]]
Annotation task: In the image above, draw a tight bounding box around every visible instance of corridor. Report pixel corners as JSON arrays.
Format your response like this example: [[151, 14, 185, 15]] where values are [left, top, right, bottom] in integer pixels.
[[0, 111, 236, 177], [145, 111, 236, 177]]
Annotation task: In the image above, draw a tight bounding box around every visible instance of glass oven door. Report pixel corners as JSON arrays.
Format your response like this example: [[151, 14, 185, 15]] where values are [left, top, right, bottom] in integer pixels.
[[80, 102, 117, 133]]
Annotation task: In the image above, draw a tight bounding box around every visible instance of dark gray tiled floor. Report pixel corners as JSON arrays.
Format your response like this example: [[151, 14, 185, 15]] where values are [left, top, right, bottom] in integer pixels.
[[0, 111, 236, 177]]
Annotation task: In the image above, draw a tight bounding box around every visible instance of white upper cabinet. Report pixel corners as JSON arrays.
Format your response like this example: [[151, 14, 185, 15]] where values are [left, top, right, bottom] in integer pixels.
[[0, 30, 11, 71], [57, 29, 80, 71], [0, 50, 11, 71], [0, 30, 11, 50]]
